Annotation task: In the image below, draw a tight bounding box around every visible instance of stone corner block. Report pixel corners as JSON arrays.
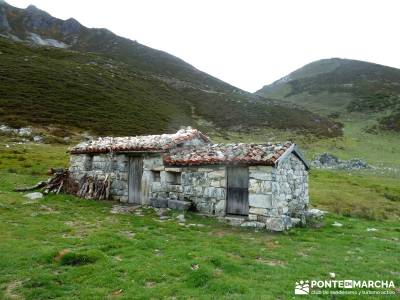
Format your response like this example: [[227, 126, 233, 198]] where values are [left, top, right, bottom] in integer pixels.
[[265, 215, 292, 232]]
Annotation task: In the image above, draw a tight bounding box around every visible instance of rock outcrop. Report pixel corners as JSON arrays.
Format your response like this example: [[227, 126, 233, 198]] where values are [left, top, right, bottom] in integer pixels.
[[311, 153, 369, 170]]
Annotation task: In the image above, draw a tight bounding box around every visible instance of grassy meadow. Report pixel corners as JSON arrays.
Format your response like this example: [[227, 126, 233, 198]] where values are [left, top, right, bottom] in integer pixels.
[[211, 115, 400, 172], [0, 138, 399, 299]]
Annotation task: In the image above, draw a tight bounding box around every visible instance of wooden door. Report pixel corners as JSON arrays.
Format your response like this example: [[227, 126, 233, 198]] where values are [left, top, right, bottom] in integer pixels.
[[226, 166, 249, 215], [128, 157, 143, 204]]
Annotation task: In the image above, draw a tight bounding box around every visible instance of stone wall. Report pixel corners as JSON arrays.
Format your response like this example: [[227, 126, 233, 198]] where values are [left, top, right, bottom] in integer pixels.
[[244, 153, 309, 231], [269, 153, 309, 230], [150, 165, 226, 216], [247, 166, 275, 226], [69, 153, 130, 202], [69, 151, 309, 231]]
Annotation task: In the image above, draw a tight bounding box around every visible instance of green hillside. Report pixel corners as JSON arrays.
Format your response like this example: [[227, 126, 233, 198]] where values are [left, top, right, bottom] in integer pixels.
[[256, 58, 400, 132], [0, 1, 343, 137], [0, 2, 232, 91], [0, 37, 341, 137]]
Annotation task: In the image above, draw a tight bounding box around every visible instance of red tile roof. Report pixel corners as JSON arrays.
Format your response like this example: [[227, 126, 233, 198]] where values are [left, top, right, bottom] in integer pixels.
[[70, 128, 210, 154], [163, 143, 293, 166]]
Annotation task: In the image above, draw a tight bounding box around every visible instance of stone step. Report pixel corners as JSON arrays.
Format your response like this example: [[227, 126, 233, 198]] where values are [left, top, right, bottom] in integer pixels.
[[168, 199, 191, 211], [150, 198, 191, 211], [150, 197, 168, 208], [224, 215, 246, 226]]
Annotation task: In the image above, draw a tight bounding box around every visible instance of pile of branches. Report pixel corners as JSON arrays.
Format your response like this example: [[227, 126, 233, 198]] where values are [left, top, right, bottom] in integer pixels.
[[14, 168, 111, 200], [77, 174, 111, 200], [14, 168, 79, 195], [44, 168, 79, 194]]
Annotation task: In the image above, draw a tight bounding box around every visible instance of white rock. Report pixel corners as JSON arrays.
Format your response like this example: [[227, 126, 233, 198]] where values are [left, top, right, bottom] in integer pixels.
[[306, 208, 325, 218], [18, 127, 32, 137], [0, 125, 14, 133], [24, 192, 43, 200], [367, 228, 378, 232], [176, 214, 185, 223], [332, 222, 343, 227], [33, 136, 43, 143]]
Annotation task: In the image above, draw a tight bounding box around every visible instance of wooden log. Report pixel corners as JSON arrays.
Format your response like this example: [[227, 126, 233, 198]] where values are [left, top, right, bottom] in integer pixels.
[[13, 180, 47, 192], [56, 181, 64, 194]]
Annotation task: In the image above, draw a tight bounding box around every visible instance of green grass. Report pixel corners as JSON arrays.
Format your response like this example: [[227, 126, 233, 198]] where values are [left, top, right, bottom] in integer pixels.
[[0, 140, 399, 299], [310, 170, 400, 220], [302, 117, 400, 168], [0, 140, 68, 177], [0, 187, 398, 299]]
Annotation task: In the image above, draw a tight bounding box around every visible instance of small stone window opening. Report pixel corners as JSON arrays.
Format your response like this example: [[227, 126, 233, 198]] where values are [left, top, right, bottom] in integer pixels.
[[168, 171, 181, 185], [152, 171, 161, 182]]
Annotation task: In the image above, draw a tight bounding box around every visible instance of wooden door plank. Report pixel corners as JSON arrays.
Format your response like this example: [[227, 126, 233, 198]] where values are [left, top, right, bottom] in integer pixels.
[[226, 166, 249, 215], [128, 157, 143, 204]]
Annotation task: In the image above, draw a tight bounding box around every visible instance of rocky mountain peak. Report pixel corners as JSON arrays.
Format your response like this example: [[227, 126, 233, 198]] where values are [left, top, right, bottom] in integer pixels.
[[26, 4, 39, 10], [62, 17, 82, 35], [25, 4, 52, 18]]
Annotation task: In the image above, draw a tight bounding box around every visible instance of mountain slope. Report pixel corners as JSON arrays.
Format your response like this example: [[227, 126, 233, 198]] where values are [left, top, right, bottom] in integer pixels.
[[0, 36, 342, 137], [256, 58, 400, 131], [0, 1, 233, 92], [0, 2, 342, 137]]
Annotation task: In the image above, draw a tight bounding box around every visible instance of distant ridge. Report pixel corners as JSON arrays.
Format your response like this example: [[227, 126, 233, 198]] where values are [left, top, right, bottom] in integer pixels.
[[256, 58, 400, 132]]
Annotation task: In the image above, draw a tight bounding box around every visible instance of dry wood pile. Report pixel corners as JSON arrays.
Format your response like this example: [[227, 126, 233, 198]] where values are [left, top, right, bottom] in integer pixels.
[[44, 168, 78, 194], [14, 168, 79, 195], [14, 168, 111, 200], [77, 174, 111, 200]]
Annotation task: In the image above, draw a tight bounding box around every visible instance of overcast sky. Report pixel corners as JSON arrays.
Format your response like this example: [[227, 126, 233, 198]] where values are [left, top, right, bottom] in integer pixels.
[[6, 0, 400, 92]]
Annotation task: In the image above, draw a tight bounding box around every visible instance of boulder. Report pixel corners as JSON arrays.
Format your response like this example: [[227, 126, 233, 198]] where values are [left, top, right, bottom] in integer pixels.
[[316, 153, 339, 165], [265, 216, 292, 231], [154, 207, 169, 216], [33, 136, 43, 143], [312, 153, 370, 170], [305, 208, 325, 219], [346, 158, 369, 169], [0, 124, 15, 134], [18, 127, 32, 137], [167, 199, 191, 211]]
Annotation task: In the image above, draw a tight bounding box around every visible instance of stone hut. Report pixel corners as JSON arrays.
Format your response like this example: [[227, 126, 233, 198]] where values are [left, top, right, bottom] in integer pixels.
[[69, 128, 310, 231]]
